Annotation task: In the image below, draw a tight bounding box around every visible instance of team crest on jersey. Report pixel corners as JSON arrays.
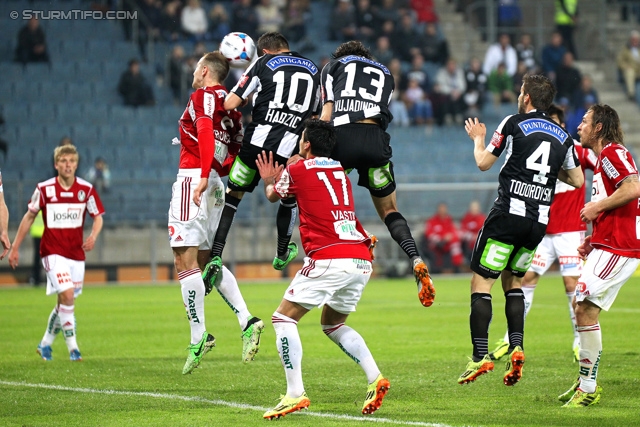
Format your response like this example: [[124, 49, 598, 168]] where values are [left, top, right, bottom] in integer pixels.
[[490, 131, 504, 148], [77, 190, 86, 202], [45, 185, 57, 201]]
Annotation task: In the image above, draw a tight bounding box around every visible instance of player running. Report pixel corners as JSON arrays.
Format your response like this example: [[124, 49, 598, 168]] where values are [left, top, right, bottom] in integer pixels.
[[202, 32, 321, 287], [460, 74, 584, 386], [169, 51, 263, 374], [319, 40, 435, 308], [9, 144, 104, 362], [490, 104, 597, 363], [256, 119, 390, 419]]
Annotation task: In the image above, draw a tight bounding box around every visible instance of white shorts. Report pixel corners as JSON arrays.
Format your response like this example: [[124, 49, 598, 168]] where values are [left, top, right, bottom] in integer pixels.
[[529, 231, 585, 276], [284, 257, 373, 314], [43, 254, 85, 297], [168, 169, 225, 250], [575, 248, 640, 311]]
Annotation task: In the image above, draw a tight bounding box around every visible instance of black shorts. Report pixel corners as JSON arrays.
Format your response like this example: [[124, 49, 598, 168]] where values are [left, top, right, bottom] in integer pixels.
[[227, 143, 290, 193], [470, 208, 547, 279], [332, 123, 395, 198]]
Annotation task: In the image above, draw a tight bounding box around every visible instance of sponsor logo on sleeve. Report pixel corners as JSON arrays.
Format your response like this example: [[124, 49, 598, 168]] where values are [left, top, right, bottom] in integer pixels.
[[490, 131, 505, 148], [203, 92, 214, 117], [238, 74, 249, 88], [601, 157, 620, 179]]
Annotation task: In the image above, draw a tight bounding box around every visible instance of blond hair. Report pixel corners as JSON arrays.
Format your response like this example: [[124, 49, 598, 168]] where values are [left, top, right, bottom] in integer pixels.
[[54, 144, 79, 163], [201, 51, 230, 83]]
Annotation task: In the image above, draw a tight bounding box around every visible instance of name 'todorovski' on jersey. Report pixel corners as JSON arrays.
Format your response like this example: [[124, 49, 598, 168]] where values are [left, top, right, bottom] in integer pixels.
[[321, 55, 394, 130], [232, 52, 320, 158], [487, 110, 580, 225]]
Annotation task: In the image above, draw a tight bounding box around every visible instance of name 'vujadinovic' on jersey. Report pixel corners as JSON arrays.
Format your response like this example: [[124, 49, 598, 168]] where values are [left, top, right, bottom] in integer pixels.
[[518, 119, 569, 142], [334, 99, 379, 113]]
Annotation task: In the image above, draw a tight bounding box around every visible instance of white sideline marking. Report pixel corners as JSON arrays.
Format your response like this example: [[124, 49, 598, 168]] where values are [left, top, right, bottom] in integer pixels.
[[0, 380, 459, 427]]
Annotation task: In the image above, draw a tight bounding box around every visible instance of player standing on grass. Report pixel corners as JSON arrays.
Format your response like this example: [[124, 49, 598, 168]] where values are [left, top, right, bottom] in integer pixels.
[[490, 104, 597, 363], [8, 144, 104, 362], [202, 32, 320, 287], [460, 74, 584, 386], [558, 104, 640, 407], [319, 40, 436, 308], [256, 119, 389, 419], [169, 51, 264, 375]]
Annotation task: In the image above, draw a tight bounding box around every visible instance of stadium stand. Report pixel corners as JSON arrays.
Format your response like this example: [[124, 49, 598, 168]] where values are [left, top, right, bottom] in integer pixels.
[[0, 0, 529, 230]]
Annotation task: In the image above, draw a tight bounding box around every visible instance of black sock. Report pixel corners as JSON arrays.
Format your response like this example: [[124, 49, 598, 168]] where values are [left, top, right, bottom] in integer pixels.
[[470, 292, 492, 361], [505, 288, 525, 350], [276, 198, 297, 258], [384, 211, 420, 260], [210, 194, 241, 258]]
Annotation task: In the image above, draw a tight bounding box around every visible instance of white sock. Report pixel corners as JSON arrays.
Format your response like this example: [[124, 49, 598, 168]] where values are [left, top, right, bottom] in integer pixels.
[[272, 312, 304, 397], [567, 292, 579, 347], [216, 265, 251, 330], [41, 306, 60, 346], [323, 323, 380, 383], [576, 323, 602, 393], [522, 284, 535, 317], [179, 268, 206, 344], [503, 284, 536, 343], [58, 304, 78, 352]]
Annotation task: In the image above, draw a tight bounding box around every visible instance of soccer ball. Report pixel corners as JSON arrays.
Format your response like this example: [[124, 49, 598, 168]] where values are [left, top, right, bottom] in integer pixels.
[[219, 32, 256, 68]]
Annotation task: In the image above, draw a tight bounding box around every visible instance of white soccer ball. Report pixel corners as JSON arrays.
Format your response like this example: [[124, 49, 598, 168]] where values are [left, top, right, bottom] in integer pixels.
[[219, 32, 256, 68]]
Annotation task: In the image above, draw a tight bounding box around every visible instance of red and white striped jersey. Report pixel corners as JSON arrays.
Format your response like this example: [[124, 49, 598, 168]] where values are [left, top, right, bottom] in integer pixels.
[[178, 85, 242, 177], [546, 142, 597, 234], [28, 177, 105, 261], [274, 157, 371, 260], [590, 143, 640, 258]]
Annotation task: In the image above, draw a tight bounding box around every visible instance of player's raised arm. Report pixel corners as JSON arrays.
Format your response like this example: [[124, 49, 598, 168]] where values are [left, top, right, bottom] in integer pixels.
[[465, 117, 498, 171], [256, 151, 284, 203], [224, 92, 244, 111]]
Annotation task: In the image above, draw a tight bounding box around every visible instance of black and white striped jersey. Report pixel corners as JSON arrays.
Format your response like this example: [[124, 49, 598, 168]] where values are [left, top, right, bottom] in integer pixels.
[[231, 51, 320, 159], [321, 55, 394, 130], [486, 110, 580, 225]]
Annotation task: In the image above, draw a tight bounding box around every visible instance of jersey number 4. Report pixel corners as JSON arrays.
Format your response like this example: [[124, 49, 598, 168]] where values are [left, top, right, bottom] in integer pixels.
[[526, 141, 551, 185], [317, 171, 350, 206]]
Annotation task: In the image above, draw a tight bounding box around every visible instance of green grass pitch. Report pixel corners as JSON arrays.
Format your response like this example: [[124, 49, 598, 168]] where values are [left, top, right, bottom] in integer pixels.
[[1, 275, 639, 426]]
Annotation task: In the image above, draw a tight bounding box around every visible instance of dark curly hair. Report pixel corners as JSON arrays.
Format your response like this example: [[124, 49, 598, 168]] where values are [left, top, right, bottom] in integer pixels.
[[302, 119, 336, 157], [332, 40, 373, 60]]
